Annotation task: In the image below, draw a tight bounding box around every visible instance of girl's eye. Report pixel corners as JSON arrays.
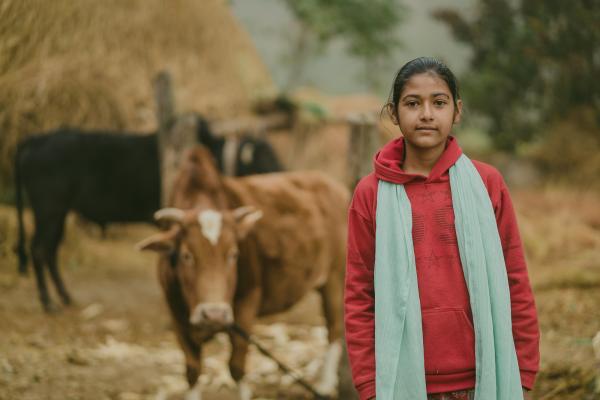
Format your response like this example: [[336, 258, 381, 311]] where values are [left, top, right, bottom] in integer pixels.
[[405, 101, 418, 108], [434, 100, 447, 107]]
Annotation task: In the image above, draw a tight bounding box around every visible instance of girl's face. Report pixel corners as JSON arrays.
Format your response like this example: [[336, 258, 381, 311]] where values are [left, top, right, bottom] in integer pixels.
[[390, 72, 462, 151]]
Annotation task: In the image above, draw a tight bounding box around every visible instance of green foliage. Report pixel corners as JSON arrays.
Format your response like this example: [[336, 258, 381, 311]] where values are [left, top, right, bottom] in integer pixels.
[[434, 0, 600, 151], [282, 0, 404, 89], [284, 0, 402, 59]]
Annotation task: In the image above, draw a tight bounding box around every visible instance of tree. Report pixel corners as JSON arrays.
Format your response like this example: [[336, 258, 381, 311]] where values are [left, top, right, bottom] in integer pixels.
[[282, 0, 404, 90], [433, 0, 600, 151]]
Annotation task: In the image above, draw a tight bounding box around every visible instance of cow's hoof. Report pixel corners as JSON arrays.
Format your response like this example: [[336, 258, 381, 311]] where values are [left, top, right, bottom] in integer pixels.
[[314, 339, 343, 397], [61, 296, 74, 306], [314, 382, 338, 399], [184, 381, 202, 400], [43, 302, 60, 314], [237, 381, 252, 400], [184, 389, 201, 400]]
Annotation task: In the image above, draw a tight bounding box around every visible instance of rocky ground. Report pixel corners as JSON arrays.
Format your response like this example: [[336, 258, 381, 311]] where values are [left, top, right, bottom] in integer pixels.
[[0, 186, 599, 400]]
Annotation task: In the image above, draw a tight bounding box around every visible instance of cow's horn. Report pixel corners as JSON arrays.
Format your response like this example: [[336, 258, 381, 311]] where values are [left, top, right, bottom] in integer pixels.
[[232, 206, 257, 219], [154, 208, 186, 223]]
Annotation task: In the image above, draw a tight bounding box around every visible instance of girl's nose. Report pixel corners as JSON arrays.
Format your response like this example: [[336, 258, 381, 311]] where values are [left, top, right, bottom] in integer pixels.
[[420, 103, 434, 120]]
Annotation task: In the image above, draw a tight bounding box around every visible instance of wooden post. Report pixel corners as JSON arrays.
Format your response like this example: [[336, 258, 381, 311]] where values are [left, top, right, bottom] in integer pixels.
[[347, 113, 379, 190], [155, 71, 196, 207]]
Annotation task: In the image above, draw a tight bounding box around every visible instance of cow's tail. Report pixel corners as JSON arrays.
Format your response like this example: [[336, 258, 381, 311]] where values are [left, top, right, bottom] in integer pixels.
[[14, 143, 28, 275]]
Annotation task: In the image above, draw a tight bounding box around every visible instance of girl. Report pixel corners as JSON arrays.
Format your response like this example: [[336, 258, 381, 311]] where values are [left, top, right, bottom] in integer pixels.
[[344, 57, 539, 400]]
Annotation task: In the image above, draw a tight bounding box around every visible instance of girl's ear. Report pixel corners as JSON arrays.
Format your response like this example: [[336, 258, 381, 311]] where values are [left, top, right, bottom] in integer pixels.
[[453, 99, 463, 124], [386, 103, 399, 125]]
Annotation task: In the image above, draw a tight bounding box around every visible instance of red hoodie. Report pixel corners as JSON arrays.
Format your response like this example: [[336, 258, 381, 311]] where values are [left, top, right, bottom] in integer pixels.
[[344, 137, 540, 400]]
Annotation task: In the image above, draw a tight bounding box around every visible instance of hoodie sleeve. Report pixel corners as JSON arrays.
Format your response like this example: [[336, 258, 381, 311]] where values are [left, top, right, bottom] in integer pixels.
[[344, 177, 377, 400], [488, 172, 540, 390]]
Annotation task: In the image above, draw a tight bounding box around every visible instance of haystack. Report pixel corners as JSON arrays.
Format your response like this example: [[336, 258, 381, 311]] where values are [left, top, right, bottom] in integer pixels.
[[0, 0, 276, 178]]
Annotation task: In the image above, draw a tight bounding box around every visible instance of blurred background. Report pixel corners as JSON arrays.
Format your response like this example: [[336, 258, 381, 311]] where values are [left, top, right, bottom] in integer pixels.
[[0, 0, 598, 399]]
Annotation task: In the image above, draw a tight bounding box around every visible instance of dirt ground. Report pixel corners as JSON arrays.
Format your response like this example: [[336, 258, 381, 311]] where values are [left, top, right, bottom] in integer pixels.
[[0, 210, 337, 400], [1, 126, 599, 399]]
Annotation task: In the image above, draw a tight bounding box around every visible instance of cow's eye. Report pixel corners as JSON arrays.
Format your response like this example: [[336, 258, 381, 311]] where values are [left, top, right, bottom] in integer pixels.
[[181, 251, 194, 266]]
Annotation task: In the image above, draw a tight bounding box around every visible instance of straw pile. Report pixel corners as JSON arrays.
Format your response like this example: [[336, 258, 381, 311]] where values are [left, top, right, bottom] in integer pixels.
[[0, 0, 276, 179]]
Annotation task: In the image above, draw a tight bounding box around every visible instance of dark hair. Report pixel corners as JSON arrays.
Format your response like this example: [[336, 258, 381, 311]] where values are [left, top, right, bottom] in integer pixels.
[[386, 57, 460, 120]]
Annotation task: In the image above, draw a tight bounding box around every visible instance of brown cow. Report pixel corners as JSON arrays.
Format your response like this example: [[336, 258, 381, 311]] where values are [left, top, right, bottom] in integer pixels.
[[137, 146, 349, 399]]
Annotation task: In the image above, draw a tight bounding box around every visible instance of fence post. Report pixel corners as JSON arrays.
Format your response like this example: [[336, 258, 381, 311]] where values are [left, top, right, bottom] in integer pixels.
[[347, 113, 379, 190], [155, 71, 196, 207]]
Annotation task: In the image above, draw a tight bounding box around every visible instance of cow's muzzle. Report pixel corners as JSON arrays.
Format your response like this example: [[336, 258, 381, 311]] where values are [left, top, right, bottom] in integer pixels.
[[189, 302, 234, 327]]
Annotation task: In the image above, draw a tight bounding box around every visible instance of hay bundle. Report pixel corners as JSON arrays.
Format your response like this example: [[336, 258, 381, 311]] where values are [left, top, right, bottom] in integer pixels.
[[0, 0, 276, 178]]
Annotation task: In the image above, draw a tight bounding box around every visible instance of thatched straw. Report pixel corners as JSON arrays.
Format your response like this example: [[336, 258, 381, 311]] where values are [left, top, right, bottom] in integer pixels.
[[0, 0, 276, 179]]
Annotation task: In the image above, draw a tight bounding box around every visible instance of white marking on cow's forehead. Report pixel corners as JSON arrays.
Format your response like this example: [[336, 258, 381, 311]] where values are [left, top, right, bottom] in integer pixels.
[[198, 210, 222, 245]]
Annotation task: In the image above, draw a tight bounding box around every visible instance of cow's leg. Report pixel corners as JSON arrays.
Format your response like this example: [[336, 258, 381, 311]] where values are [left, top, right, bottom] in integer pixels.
[[315, 272, 345, 396], [30, 206, 68, 312], [229, 287, 261, 400], [45, 215, 71, 306], [47, 249, 71, 306], [172, 324, 203, 399], [37, 213, 71, 305], [174, 326, 202, 387], [30, 237, 52, 312]]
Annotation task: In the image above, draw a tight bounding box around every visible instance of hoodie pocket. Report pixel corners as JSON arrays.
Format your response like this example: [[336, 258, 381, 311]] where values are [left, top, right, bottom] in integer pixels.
[[422, 307, 475, 375]]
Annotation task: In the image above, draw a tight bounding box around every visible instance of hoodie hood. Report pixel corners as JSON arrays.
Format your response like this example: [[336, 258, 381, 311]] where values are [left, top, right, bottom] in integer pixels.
[[374, 136, 463, 184]]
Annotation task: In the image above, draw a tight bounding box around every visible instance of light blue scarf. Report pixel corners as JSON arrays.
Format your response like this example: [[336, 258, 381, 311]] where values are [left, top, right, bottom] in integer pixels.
[[374, 154, 523, 399]]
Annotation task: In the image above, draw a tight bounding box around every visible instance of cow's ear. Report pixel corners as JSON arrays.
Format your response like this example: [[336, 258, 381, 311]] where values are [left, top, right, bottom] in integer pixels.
[[233, 206, 263, 240], [135, 227, 179, 253]]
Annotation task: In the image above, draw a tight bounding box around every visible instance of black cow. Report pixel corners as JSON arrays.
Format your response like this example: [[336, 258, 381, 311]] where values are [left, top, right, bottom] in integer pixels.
[[14, 117, 282, 311]]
